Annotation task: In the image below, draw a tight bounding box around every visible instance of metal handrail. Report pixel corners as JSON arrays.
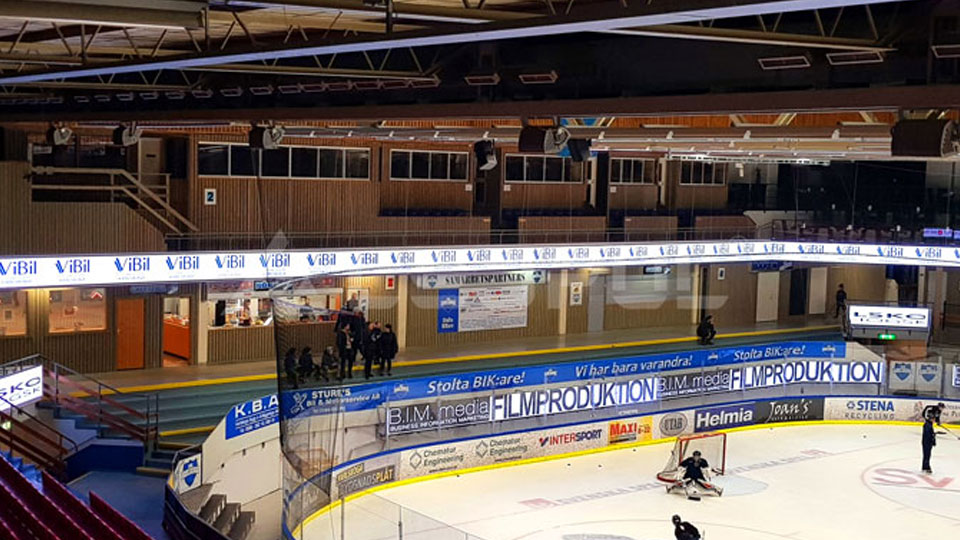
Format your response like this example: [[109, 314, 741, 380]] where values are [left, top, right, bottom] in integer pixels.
[[0, 354, 160, 450], [0, 395, 78, 475]]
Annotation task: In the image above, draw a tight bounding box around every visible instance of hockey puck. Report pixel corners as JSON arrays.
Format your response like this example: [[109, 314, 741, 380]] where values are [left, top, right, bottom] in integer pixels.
[[687, 495, 701, 501]]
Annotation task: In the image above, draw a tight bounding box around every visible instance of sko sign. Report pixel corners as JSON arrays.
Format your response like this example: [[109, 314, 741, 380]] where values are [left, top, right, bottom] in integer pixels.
[[848, 305, 930, 330], [0, 366, 43, 412]]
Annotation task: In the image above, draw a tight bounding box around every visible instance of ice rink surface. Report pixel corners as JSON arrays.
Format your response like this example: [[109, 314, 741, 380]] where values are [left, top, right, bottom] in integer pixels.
[[304, 424, 960, 540]]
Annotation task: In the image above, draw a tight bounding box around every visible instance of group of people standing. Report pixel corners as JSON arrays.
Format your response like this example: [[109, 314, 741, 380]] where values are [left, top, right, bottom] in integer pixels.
[[335, 309, 398, 380], [282, 306, 399, 388]]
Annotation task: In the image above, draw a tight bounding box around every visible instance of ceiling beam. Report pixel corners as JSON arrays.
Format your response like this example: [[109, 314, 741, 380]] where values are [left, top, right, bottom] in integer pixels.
[[0, 0, 903, 84], [607, 24, 894, 52], [0, 53, 84, 66], [7, 81, 193, 91], [182, 63, 435, 81], [5, 83, 957, 123], [0, 1, 204, 29], [255, 0, 535, 23]]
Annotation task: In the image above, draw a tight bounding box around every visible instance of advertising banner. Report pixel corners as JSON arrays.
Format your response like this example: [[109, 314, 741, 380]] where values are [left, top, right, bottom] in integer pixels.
[[608, 417, 653, 445], [916, 363, 942, 393], [418, 270, 545, 289], [848, 305, 931, 329], [174, 454, 202, 494], [385, 397, 490, 435], [825, 397, 898, 422], [457, 285, 528, 332], [7, 241, 960, 291], [437, 288, 459, 333], [332, 454, 399, 499], [954, 365, 960, 388], [225, 394, 279, 440], [753, 397, 824, 424], [888, 361, 915, 392], [280, 341, 849, 419], [693, 403, 755, 432], [653, 410, 694, 439], [0, 366, 43, 412]]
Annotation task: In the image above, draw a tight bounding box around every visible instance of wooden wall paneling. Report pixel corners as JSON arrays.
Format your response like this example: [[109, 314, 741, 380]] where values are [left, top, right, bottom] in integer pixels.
[[517, 216, 607, 243], [603, 266, 694, 331], [501, 183, 588, 209], [623, 216, 679, 242], [664, 161, 729, 210], [705, 264, 757, 326], [0, 162, 31, 254], [342, 275, 398, 327], [608, 184, 659, 212], [207, 326, 275, 365], [405, 281, 557, 348], [373, 217, 491, 246], [825, 265, 889, 310], [693, 215, 757, 239]]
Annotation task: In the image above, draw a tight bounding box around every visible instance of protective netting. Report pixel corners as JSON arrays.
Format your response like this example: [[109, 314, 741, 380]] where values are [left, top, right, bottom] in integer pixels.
[[656, 432, 726, 482]]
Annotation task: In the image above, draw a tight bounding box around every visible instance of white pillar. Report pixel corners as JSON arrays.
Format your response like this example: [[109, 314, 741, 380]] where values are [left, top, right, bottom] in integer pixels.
[[558, 270, 569, 336], [196, 299, 209, 365], [396, 275, 409, 349]]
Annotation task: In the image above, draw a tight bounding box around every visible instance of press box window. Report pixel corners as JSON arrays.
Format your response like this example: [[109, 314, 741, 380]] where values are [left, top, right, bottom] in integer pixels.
[[48, 288, 107, 334], [0, 291, 27, 337], [680, 161, 726, 185], [389, 150, 469, 181], [611, 158, 655, 184], [197, 144, 229, 175], [504, 154, 577, 182]]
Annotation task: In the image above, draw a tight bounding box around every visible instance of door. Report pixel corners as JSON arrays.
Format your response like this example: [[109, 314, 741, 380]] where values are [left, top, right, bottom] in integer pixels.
[[755, 271, 780, 322], [587, 274, 606, 332], [116, 298, 145, 370], [788, 268, 809, 316]]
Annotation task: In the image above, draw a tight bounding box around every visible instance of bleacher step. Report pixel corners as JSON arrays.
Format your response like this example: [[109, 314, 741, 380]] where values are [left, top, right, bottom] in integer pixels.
[[179, 484, 213, 514], [213, 502, 241, 534], [228, 510, 255, 540], [135, 466, 171, 478], [199, 494, 226, 523]]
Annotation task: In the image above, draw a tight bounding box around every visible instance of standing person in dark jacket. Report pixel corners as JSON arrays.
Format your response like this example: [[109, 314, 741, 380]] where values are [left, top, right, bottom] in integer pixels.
[[835, 284, 847, 318], [922, 416, 937, 474], [378, 324, 398, 376], [923, 402, 945, 426], [672, 515, 700, 540], [337, 325, 355, 379], [362, 321, 381, 379], [283, 348, 298, 389]]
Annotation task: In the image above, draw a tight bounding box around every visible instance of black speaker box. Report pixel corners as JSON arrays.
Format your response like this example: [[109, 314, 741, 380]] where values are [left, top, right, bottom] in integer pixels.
[[567, 139, 591, 162]]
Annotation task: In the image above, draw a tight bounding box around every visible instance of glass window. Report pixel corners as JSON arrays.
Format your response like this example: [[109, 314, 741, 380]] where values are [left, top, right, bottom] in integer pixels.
[[291, 147, 318, 178], [430, 153, 448, 179], [505, 156, 524, 181], [198, 144, 229, 176], [345, 149, 370, 179], [261, 147, 290, 177], [319, 148, 343, 178], [526, 157, 545, 181], [411, 152, 430, 179], [0, 291, 27, 337], [230, 145, 258, 176], [450, 153, 468, 180], [643, 160, 656, 183], [545, 156, 564, 181], [48, 288, 106, 334], [391, 151, 410, 179]]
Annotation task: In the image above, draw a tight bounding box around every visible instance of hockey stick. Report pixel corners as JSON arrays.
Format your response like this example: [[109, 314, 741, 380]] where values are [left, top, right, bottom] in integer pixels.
[[940, 424, 960, 441]]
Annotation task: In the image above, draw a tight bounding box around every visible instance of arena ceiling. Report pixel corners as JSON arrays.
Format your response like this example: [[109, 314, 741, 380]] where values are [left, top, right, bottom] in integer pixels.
[[1, 0, 959, 161]]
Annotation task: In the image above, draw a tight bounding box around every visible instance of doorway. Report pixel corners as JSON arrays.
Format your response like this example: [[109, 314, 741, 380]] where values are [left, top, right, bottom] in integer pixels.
[[587, 274, 606, 333], [162, 296, 192, 367], [788, 269, 809, 316], [116, 298, 145, 370]]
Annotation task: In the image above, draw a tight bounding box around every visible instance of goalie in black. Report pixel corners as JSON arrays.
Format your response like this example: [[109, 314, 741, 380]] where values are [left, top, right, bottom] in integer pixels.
[[666, 450, 723, 497]]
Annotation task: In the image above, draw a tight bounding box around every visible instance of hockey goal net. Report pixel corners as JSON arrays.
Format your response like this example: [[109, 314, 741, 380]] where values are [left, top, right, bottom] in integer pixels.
[[656, 432, 726, 483]]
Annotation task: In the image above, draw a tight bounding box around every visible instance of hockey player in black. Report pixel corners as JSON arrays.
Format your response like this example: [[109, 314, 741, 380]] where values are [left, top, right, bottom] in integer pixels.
[[667, 450, 723, 497], [923, 403, 945, 426], [922, 415, 937, 474], [672, 514, 701, 540]]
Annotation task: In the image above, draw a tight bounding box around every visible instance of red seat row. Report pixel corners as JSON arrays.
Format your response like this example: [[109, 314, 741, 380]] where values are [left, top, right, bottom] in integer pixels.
[[0, 455, 152, 540]]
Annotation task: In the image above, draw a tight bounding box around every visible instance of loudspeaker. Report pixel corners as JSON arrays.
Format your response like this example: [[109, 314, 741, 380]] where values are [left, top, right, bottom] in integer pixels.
[[473, 140, 497, 171], [891, 119, 958, 157], [518, 127, 547, 153], [567, 139, 591, 162], [249, 126, 284, 150], [112, 125, 141, 146]]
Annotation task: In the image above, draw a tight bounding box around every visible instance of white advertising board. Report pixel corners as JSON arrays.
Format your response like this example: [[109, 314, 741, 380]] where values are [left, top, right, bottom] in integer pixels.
[[174, 454, 202, 494], [418, 270, 545, 289], [0, 366, 43, 412], [954, 365, 960, 388], [458, 285, 528, 332], [848, 305, 931, 329], [2, 241, 960, 290], [916, 362, 942, 393], [888, 361, 916, 392], [824, 397, 960, 425]]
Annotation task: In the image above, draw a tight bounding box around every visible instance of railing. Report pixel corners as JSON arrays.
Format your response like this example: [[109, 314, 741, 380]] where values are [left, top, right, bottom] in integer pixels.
[[0, 394, 78, 477], [1, 354, 159, 449], [30, 166, 197, 234]]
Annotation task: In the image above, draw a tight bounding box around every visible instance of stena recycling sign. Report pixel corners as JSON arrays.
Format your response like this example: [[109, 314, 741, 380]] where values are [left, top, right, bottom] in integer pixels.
[[1, 241, 960, 290], [848, 305, 931, 330]]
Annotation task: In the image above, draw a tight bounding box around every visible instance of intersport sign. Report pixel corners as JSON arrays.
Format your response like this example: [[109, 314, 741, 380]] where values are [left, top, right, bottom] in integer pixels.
[[848, 305, 930, 329]]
